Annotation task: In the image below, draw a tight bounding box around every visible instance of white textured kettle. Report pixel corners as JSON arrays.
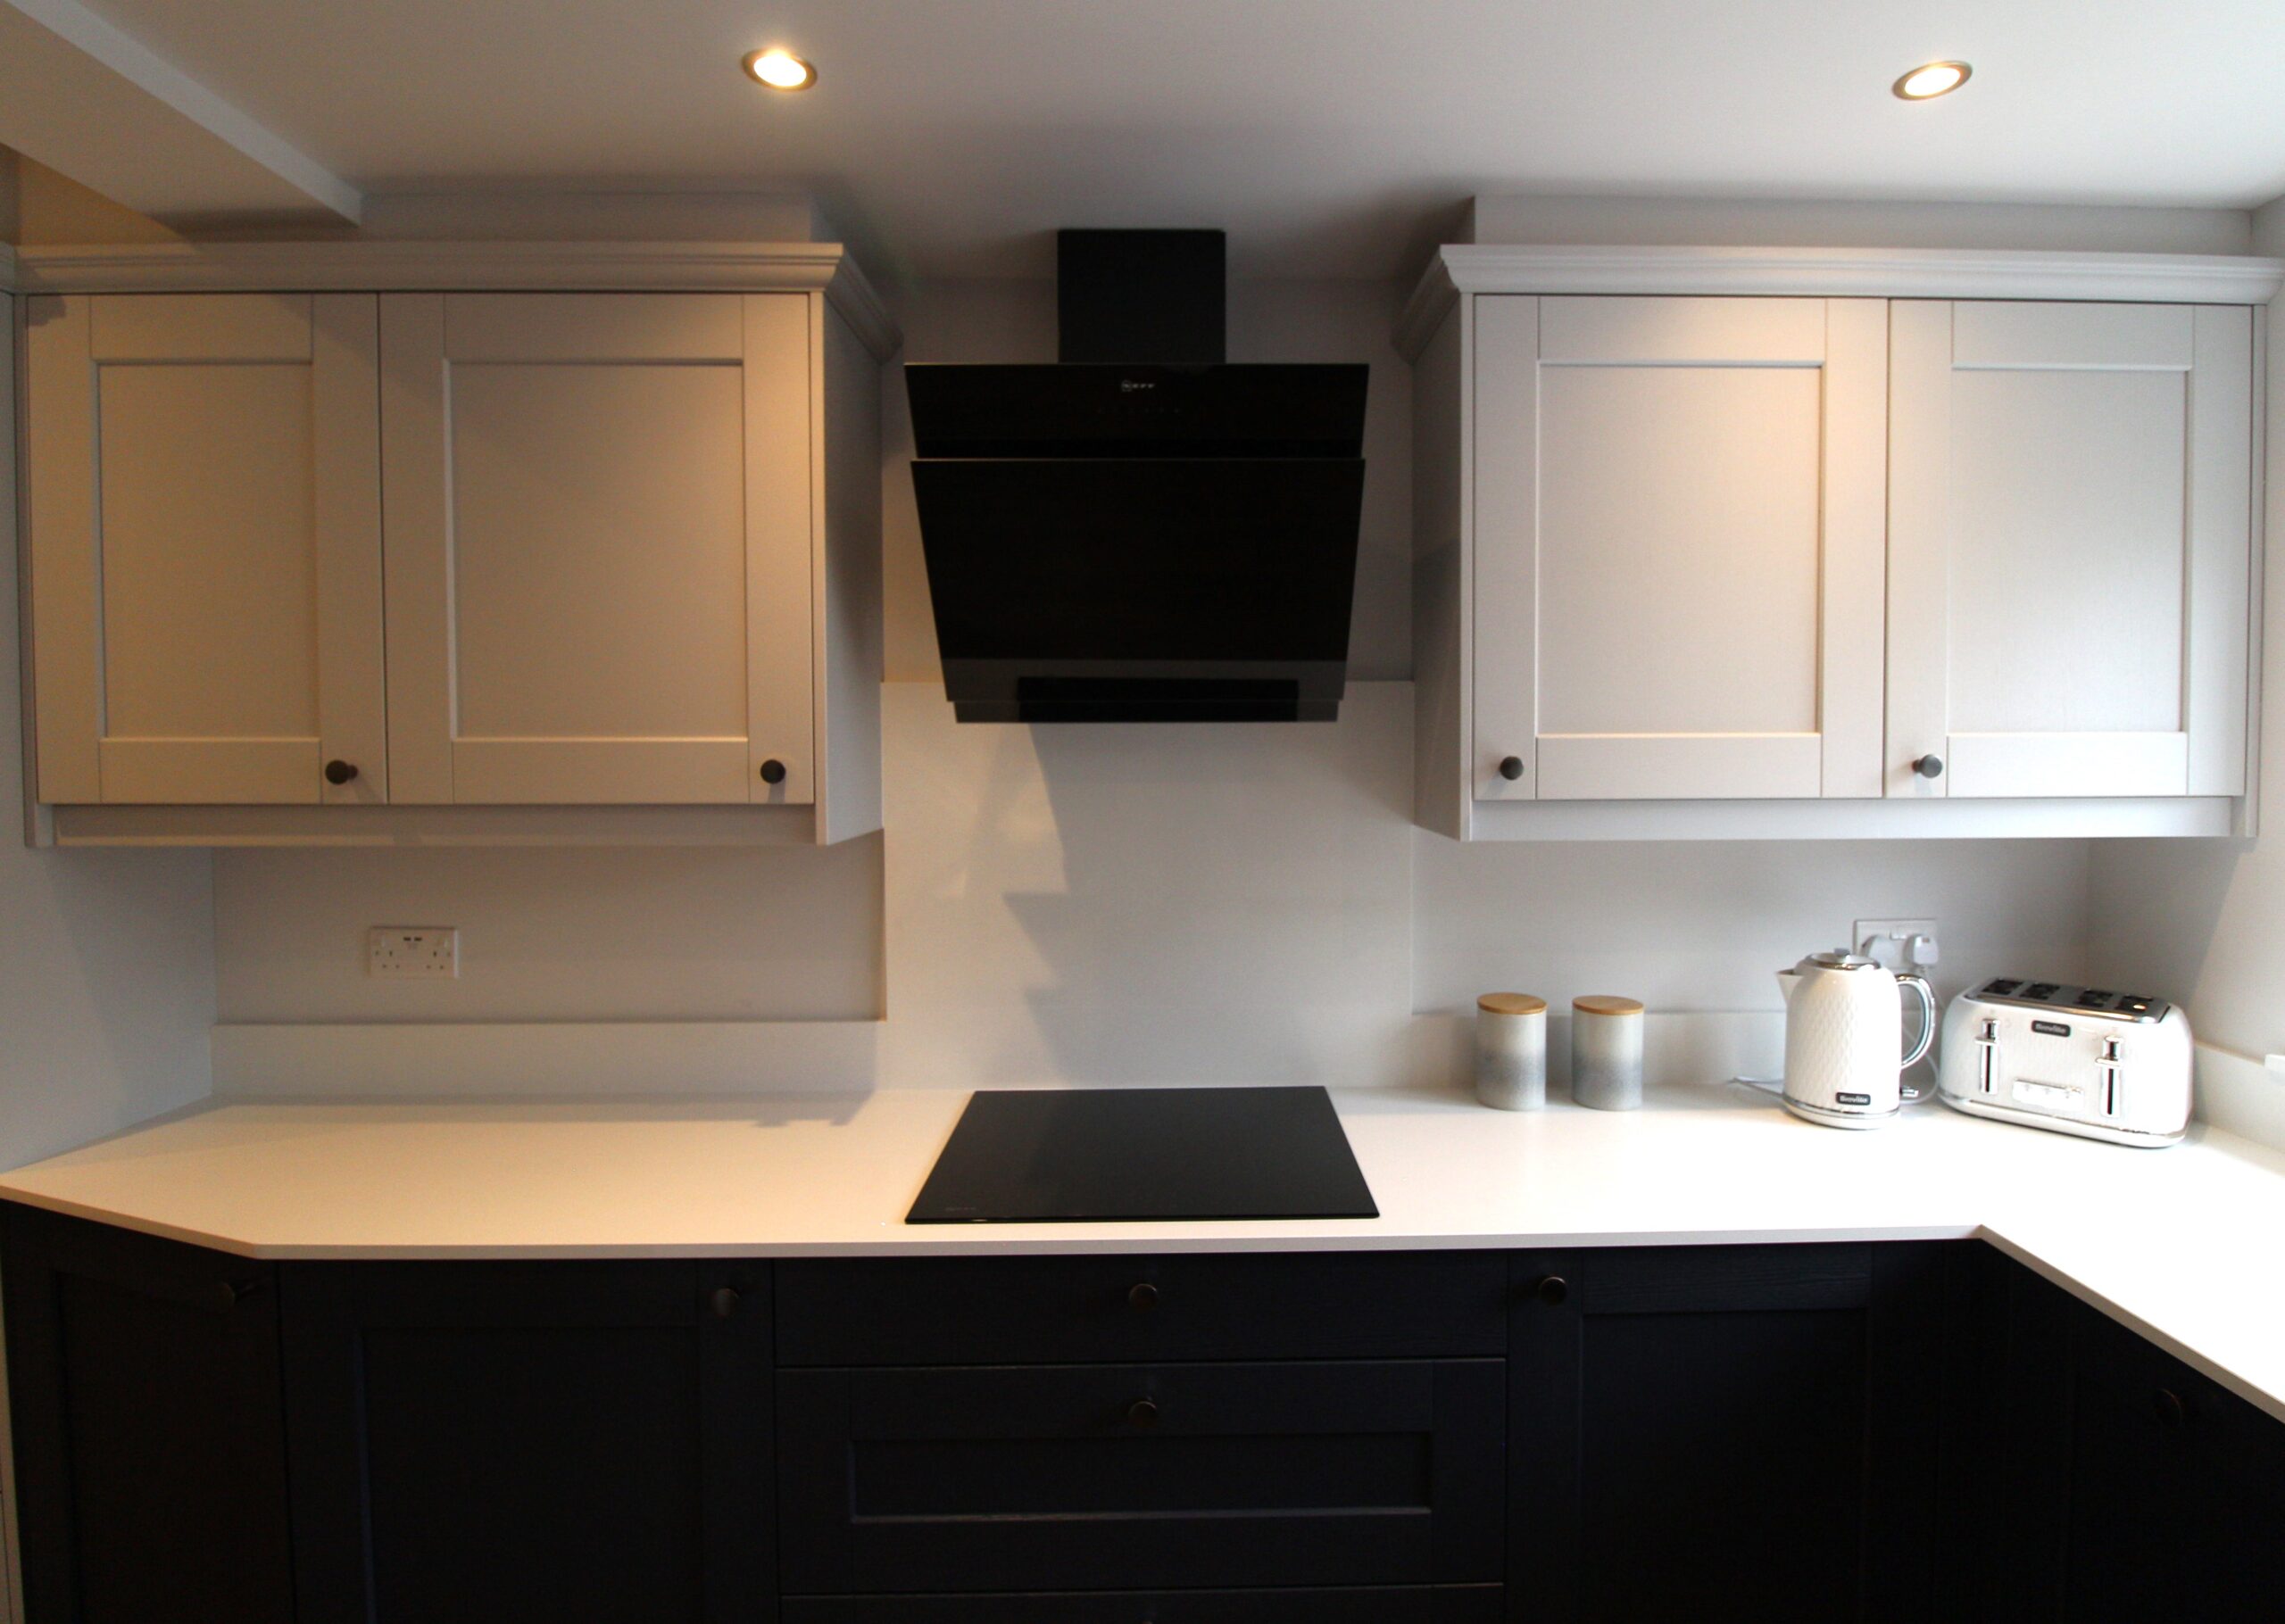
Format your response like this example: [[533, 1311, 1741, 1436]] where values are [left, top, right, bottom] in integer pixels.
[[1775, 951, 1937, 1129]]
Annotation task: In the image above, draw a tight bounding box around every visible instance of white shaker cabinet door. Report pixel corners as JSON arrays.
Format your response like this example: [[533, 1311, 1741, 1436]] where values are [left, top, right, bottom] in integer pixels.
[[26, 294, 386, 804], [379, 292, 815, 805], [1887, 301, 2254, 800], [1473, 295, 1887, 801]]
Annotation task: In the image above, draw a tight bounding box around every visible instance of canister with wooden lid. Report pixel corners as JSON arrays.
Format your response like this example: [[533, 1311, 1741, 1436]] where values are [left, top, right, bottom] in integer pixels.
[[1475, 993, 1549, 1110], [1571, 995, 1646, 1110]]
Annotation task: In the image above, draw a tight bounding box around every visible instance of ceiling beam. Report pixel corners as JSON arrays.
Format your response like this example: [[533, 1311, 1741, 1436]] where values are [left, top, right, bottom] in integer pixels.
[[0, 0, 359, 228]]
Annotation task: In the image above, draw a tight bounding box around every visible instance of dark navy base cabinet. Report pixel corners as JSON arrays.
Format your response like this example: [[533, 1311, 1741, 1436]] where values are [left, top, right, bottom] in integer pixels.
[[0, 1206, 295, 1624], [1978, 1249, 2285, 1624], [4, 1206, 2281, 1624], [279, 1259, 774, 1624]]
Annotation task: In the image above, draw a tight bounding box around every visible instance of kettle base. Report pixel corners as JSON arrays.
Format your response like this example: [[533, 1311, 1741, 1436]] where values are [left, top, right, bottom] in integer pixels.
[[1782, 1094, 1899, 1131]]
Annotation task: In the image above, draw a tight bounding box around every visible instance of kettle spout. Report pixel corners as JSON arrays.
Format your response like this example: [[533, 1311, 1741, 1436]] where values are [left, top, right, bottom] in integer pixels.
[[1775, 968, 1800, 1005]]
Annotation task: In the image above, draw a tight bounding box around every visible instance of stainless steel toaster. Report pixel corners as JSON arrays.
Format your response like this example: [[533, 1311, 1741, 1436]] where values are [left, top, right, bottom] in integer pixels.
[[1938, 979, 2190, 1148]]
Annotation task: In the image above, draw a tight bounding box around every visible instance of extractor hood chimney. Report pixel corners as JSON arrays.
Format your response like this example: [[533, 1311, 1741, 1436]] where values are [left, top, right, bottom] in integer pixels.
[[904, 228, 1369, 722]]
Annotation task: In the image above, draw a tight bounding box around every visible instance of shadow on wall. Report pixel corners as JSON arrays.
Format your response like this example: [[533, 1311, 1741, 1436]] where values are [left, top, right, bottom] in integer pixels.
[[880, 684, 1418, 1090]]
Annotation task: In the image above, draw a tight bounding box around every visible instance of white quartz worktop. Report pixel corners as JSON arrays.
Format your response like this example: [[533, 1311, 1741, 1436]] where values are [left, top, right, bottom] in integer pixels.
[[3, 1083, 2281, 1422]]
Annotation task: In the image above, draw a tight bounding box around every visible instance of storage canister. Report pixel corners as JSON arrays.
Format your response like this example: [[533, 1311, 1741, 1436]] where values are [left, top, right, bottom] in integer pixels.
[[1475, 993, 1549, 1111], [1571, 995, 1646, 1111]]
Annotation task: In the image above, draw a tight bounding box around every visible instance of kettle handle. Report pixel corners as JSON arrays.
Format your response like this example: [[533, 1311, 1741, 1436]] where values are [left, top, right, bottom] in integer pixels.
[[1897, 974, 1937, 1072]]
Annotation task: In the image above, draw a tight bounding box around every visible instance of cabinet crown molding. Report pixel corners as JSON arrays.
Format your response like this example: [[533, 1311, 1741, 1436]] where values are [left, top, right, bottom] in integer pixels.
[[0, 244, 18, 293], [1395, 244, 2285, 358], [12, 238, 902, 359]]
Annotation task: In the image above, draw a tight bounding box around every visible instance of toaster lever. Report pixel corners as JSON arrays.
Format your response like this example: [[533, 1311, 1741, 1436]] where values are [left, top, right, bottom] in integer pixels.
[[1975, 1017, 2000, 1095], [2099, 1035, 2123, 1117]]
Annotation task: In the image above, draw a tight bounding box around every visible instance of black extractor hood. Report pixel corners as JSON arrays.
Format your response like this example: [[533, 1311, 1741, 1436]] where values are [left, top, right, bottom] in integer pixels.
[[907, 229, 1368, 722]]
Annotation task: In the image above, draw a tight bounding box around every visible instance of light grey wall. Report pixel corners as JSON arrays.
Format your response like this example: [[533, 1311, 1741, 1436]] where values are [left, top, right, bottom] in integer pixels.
[[210, 274, 2098, 1049], [0, 291, 215, 1164], [2084, 197, 2285, 1056], [1417, 837, 2091, 1020]]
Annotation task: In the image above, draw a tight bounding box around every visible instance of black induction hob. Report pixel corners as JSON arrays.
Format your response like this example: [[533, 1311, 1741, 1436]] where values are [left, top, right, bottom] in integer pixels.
[[907, 1085, 1378, 1223]]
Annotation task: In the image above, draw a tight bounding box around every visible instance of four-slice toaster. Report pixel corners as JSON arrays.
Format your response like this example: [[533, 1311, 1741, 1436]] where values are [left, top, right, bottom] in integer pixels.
[[1937, 979, 2191, 1148]]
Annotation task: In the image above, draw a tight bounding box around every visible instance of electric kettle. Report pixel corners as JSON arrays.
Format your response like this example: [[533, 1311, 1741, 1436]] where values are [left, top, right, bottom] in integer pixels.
[[1775, 951, 1937, 1129]]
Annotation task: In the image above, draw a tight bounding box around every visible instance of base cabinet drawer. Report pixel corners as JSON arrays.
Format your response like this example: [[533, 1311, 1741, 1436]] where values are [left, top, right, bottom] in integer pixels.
[[782, 1585, 1505, 1622], [777, 1251, 1508, 1365], [779, 1360, 1505, 1594]]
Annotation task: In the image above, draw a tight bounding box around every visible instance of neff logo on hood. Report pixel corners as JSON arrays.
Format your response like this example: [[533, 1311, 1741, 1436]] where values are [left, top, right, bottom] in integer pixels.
[[1119, 378, 1156, 393]]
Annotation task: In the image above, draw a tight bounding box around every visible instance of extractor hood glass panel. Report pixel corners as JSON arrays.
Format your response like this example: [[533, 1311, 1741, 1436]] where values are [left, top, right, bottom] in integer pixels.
[[912, 458, 1363, 664]]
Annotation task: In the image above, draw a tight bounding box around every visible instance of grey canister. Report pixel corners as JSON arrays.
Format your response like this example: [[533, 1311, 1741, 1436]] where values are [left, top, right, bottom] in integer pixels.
[[1475, 993, 1549, 1110], [1571, 995, 1646, 1110]]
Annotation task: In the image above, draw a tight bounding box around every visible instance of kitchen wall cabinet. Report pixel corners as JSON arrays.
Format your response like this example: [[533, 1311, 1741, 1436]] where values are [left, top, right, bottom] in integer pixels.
[[13, 244, 894, 843], [1507, 1242, 1951, 1624], [1889, 302, 2253, 800], [1405, 246, 2280, 841], [1470, 295, 1886, 802], [24, 293, 386, 806]]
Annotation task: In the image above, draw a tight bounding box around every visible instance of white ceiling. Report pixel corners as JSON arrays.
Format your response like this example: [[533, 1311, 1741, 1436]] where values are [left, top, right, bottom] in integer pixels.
[[52, 0, 2285, 277]]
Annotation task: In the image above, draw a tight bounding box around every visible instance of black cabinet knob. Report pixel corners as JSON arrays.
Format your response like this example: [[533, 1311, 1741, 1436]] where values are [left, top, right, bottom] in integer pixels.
[[759, 758, 787, 785], [1499, 756, 1526, 781], [1535, 1274, 1570, 1306], [216, 1279, 262, 1311], [323, 759, 359, 785], [1126, 1398, 1159, 1430], [1127, 1281, 1159, 1313], [710, 1287, 741, 1321], [1913, 755, 1944, 780], [2154, 1387, 2187, 1428]]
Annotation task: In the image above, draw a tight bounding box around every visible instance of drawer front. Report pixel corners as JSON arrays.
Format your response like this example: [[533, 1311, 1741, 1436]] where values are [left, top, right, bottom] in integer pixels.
[[776, 1252, 1508, 1365], [778, 1360, 1504, 1594], [783, 1585, 1504, 1622]]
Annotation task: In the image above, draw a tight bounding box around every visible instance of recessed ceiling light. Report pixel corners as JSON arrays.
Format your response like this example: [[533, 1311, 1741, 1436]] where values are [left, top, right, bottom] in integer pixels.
[[1892, 60, 1972, 101], [743, 48, 817, 91]]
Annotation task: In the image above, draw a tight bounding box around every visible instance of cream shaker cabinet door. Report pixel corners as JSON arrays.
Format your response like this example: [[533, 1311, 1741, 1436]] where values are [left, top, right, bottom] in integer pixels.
[[1472, 296, 1887, 801], [26, 294, 386, 804], [1888, 301, 2254, 800], [379, 293, 815, 805]]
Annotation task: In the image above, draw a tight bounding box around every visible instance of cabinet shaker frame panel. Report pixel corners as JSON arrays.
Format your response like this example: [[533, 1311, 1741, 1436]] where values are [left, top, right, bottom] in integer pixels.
[[378, 291, 817, 806], [24, 292, 386, 805], [1887, 300, 2255, 800], [1472, 294, 1887, 803]]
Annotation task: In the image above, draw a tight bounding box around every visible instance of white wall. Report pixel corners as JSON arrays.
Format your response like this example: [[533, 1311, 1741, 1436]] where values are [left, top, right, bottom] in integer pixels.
[[2085, 197, 2285, 1064], [213, 841, 883, 1023], [209, 273, 2100, 1090], [0, 289, 215, 1163]]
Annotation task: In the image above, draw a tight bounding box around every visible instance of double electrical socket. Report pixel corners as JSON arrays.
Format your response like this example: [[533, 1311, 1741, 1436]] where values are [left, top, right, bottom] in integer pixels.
[[1852, 917, 1939, 970], [367, 926, 459, 980]]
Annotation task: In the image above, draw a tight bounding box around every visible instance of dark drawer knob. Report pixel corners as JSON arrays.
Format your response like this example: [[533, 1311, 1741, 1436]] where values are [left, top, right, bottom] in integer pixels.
[[1126, 1398, 1159, 1430], [1913, 754, 1944, 780], [759, 758, 788, 785], [217, 1278, 262, 1311], [1535, 1274, 1570, 1306], [710, 1287, 742, 1321], [2154, 1387, 2187, 1428], [323, 758, 360, 785], [1499, 756, 1526, 781], [1126, 1281, 1159, 1313]]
